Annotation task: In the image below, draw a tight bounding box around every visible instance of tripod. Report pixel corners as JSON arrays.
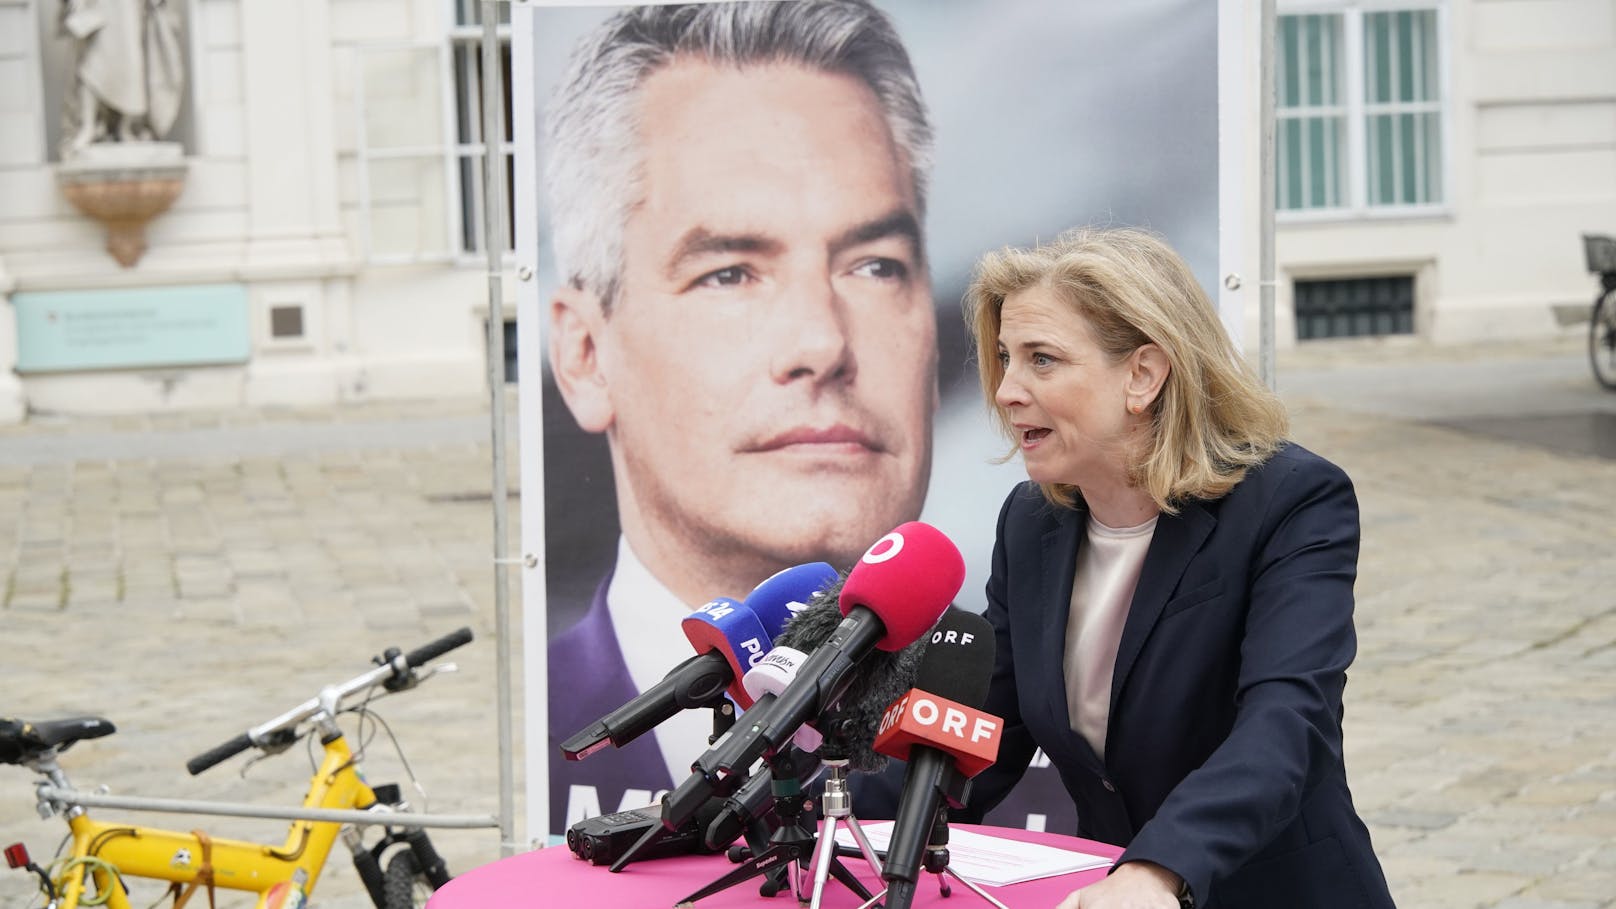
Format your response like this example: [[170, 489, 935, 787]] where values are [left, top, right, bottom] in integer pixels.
[[855, 808, 1009, 909], [676, 753, 878, 908], [806, 759, 885, 908]]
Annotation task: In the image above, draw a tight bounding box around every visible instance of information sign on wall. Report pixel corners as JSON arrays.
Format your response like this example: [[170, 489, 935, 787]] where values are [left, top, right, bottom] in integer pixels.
[[12, 284, 250, 373]]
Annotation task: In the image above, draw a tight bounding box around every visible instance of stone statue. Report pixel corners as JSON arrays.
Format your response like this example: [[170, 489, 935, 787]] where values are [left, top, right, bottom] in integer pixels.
[[59, 0, 185, 158], [55, 0, 189, 266]]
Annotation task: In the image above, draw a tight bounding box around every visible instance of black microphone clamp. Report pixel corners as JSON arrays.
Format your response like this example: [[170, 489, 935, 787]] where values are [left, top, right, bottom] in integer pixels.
[[941, 767, 973, 810]]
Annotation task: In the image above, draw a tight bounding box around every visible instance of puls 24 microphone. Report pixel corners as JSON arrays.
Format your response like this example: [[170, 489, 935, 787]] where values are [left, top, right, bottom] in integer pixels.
[[661, 522, 964, 831], [559, 562, 836, 760]]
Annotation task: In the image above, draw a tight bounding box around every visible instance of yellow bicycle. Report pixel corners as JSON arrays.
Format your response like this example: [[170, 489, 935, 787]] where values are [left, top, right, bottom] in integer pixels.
[[3, 628, 474, 909]]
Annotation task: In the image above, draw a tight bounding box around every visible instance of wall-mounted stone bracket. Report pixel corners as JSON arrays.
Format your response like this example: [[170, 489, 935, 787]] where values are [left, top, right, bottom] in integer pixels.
[[58, 142, 188, 268]]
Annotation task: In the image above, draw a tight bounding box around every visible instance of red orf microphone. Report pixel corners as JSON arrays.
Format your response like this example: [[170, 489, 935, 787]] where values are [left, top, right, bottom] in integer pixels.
[[872, 690, 1001, 780], [872, 607, 1001, 909]]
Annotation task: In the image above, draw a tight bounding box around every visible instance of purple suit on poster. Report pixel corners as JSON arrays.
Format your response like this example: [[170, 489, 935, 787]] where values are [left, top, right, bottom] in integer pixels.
[[546, 571, 674, 836]]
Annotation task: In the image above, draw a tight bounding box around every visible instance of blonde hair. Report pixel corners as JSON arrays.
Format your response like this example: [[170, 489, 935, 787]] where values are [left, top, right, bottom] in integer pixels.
[[963, 227, 1288, 512]]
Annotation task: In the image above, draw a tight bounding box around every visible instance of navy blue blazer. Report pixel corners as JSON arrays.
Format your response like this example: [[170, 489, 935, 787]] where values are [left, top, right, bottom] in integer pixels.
[[546, 573, 675, 837], [963, 444, 1395, 908]]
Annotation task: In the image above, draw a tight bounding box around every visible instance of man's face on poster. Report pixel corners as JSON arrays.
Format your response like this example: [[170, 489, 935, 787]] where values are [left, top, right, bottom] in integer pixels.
[[553, 59, 938, 598]]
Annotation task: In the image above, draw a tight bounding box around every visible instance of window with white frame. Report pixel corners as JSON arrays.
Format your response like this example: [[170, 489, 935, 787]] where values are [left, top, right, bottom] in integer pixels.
[[449, 0, 512, 256], [1277, 5, 1445, 215], [351, 2, 511, 263], [354, 42, 454, 263]]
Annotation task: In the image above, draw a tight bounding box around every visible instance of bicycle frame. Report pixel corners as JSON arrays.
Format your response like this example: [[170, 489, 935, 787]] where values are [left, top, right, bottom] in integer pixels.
[[47, 734, 376, 909], [8, 627, 472, 909]]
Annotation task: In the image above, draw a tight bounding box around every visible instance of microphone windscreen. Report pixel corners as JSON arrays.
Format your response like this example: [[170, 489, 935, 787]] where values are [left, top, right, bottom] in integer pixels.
[[681, 597, 769, 699], [913, 607, 996, 708], [815, 635, 926, 772], [744, 562, 838, 641], [771, 574, 926, 772], [772, 573, 846, 652], [839, 522, 964, 651]]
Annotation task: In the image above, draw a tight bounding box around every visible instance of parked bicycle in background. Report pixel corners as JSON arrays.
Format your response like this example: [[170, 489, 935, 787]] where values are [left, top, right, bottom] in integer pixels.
[[1584, 233, 1616, 390], [3, 628, 477, 909]]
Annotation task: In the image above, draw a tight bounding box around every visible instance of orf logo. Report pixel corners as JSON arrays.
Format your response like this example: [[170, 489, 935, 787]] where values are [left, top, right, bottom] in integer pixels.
[[871, 690, 1003, 778], [908, 697, 1000, 745], [861, 532, 905, 565], [876, 693, 910, 737]]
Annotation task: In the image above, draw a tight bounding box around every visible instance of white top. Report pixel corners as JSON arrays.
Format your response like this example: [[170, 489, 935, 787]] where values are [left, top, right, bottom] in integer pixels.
[[1063, 513, 1158, 760], [605, 536, 716, 791]]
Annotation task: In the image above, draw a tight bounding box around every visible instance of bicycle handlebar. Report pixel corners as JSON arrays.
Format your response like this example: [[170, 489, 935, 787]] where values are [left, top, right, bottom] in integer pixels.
[[186, 733, 253, 776], [405, 627, 474, 670], [186, 627, 474, 775]]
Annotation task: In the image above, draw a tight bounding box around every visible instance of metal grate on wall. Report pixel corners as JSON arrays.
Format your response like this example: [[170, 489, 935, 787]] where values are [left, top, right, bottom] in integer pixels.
[[1294, 275, 1415, 340]]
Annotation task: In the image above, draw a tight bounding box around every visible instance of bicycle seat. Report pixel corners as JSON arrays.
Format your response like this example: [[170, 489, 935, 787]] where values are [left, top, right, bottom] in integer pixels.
[[0, 716, 115, 764]]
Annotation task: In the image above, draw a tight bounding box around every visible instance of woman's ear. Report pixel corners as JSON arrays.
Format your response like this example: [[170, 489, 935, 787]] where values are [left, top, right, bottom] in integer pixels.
[[1127, 343, 1171, 411], [548, 286, 614, 434]]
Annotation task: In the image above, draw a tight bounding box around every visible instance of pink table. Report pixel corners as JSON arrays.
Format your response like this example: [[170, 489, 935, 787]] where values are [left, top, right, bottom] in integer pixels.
[[428, 825, 1122, 908]]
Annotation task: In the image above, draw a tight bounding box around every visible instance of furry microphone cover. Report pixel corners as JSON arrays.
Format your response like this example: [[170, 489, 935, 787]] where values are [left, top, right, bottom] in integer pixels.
[[772, 572, 933, 772]]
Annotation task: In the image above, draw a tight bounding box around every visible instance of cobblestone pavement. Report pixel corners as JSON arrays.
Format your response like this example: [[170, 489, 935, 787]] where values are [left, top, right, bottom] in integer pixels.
[[2, 337, 1614, 908]]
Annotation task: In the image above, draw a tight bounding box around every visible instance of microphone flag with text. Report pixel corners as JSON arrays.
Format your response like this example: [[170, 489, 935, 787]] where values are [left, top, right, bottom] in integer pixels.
[[873, 607, 1001, 909], [662, 522, 965, 830], [560, 562, 837, 760]]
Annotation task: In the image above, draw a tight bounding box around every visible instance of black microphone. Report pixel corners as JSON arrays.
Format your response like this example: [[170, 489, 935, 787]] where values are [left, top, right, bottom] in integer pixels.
[[558, 597, 754, 760], [662, 522, 964, 830], [701, 746, 824, 851], [560, 563, 833, 759], [763, 575, 929, 772], [872, 608, 999, 909], [698, 580, 929, 851], [698, 616, 927, 852]]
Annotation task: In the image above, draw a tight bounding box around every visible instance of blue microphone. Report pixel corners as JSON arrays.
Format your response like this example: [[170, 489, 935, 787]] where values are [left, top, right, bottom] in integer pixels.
[[558, 564, 839, 760], [739, 562, 838, 666]]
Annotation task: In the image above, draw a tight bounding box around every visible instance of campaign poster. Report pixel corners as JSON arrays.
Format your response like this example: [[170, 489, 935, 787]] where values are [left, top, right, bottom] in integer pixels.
[[513, 0, 1238, 843]]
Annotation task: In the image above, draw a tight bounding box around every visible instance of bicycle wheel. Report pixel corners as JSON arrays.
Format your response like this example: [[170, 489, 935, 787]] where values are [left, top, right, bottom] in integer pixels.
[[1591, 290, 1616, 391], [380, 849, 437, 909]]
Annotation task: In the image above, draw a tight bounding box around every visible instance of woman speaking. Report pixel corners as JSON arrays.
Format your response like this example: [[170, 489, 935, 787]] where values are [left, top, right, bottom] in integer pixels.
[[959, 229, 1395, 909]]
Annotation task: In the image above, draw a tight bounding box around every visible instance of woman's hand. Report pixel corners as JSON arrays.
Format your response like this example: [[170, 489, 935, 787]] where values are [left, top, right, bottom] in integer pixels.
[[1054, 860, 1183, 909]]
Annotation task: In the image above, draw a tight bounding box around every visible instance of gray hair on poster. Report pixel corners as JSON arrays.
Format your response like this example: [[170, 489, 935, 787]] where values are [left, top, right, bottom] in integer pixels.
[[542, 0, 935, 312]]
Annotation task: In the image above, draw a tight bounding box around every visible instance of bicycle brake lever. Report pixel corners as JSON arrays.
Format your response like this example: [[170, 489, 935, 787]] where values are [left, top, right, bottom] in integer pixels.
[[237, 729, 300, 776], [239, 751, 270, 778], [381, 661, 458, 694]]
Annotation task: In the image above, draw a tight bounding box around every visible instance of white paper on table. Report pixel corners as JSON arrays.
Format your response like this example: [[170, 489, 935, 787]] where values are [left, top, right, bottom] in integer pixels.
[[833, 820, 1113, 887]]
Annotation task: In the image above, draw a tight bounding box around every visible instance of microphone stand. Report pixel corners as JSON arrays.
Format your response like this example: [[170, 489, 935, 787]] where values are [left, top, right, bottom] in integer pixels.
[[806, 758, 884, 909], [674, 750, 875, 907], [854, 807, 1008, 909]]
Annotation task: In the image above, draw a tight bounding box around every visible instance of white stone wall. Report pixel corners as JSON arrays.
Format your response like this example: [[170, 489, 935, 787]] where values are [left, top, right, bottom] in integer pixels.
[[5, 0, 1611, 417], [0, 1, 32, 419], [1274, 0, 1616, 345], [0, 0, 489, 419]]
